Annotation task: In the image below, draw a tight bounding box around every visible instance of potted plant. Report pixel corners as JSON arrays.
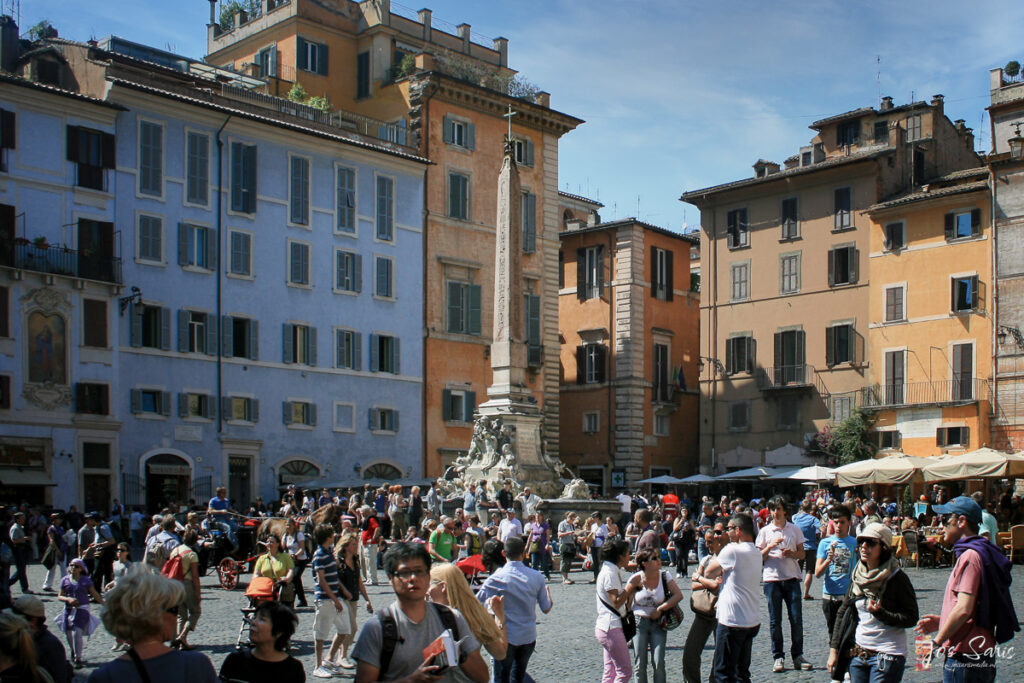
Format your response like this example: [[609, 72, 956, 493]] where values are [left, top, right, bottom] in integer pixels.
[[31, 236, 49, 249]]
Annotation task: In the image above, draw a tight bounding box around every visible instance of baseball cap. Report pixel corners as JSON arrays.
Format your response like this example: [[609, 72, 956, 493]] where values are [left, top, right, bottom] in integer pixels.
[[8, 595, 45, 619], [932, 496, 983, 526], [856, 522, 893, 548]]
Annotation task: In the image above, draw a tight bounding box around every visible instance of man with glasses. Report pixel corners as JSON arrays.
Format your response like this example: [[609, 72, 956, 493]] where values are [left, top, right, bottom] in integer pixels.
[[705, 513, 762, 683], [815, 504, 857, 683], [352, 542, 489, 682]]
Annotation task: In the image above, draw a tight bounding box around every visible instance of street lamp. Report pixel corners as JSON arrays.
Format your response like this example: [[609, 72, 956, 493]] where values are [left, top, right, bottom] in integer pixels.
[[698, 355, 725, 375], [1009, 123, 1024, 160]]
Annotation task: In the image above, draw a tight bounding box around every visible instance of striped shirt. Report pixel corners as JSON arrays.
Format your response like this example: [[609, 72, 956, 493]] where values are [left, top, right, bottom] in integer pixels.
[[312, 546, 339, 601]]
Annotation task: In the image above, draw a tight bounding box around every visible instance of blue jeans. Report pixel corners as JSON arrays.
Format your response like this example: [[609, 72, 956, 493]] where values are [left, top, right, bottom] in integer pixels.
[[942, 655, 997, 683], [633, 616, 667, 683], [849, 652, 906, 683], [529, 551, 550, 579], [697, 537, 709, 562], [763, 578, 803, 661], [494, 641, 535, 683], [713, 623, 759, 683]]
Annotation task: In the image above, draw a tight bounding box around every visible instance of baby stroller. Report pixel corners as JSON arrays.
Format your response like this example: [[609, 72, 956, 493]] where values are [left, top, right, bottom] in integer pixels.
[[235, 576, 280, 649]]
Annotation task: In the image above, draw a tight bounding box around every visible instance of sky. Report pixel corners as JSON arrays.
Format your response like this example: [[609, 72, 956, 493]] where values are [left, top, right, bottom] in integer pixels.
[[15, 0, 1024, 232]]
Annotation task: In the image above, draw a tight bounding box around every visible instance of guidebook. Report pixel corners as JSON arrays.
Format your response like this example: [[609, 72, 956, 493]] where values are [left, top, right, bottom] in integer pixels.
[[422, 628, 459, 672]]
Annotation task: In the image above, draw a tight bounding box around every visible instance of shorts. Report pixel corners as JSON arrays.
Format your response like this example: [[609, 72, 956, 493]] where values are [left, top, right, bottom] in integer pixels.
[[346, 599, 358, 635], [798, 556, 815, 574], [313, 599, 351, 641]]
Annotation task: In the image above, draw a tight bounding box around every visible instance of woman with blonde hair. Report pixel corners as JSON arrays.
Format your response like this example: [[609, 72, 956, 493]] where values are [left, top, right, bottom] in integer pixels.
[[88, 568, 217, 683], [426, 562, 508, 662], [326, 532, 373, 670], [0, 612, 47, 683]]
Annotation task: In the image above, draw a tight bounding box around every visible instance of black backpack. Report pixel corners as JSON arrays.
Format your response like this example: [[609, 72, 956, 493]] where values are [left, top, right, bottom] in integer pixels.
[[378, 602, 459, 680]]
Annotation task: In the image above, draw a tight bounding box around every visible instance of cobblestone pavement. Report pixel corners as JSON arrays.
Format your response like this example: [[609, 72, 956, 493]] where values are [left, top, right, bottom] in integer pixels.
[[18, 561, 1022, 682]]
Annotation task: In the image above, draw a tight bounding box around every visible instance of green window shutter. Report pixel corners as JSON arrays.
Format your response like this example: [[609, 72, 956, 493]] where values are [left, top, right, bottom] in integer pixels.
[[283, 323, 294, 363], [576, 248, 586, 300], [177, 310, 190, 351], [317, 43, 329, 75], [443, 116, 454, 144], [665, 250, 674, 301], [160, 307, 171, 350], [522, 193, 536, 253], [525, 140, 534, 167], [464, 391, 476, 421], [825, 327, 835, 367], [442, 389, 452, 421], [725, 338, 735, 375], [849, 248, 859, 284], [447, 281, 463, 333], [596, 245, 605, 296], [575, 346, 585, 384], [297, 37, 308, 70], [466, 122, 476, 150], [468, 284, 482, 335]]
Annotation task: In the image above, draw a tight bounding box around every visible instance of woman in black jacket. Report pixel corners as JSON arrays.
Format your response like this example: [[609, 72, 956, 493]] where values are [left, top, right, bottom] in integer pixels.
[[827, 523, 918, 683]]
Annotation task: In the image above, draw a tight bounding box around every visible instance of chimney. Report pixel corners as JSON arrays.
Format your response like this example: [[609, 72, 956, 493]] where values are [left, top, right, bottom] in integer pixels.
[[954, 119, 967, 133], [752, 159, 780, 178], [587, 210, 600, 226], [879, 95, 893, 111], [457, 23, 471, 54], [208, 0, 217, 26], [0, 16, 17, 73], [492, 36, 508, 68], [418, 8, 432, 43], [991, 67, 1005, 91], [931, 94, 944, 117]]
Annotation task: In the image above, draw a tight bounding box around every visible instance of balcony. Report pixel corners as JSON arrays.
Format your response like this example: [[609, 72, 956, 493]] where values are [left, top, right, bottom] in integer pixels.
[[861, 379, 990, 409], [757, 364, 815, 391], [4, 242, 122, 284]]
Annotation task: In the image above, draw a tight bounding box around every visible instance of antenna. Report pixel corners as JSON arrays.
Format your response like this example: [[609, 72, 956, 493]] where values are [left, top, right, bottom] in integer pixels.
[[876, 55, 881, 104]]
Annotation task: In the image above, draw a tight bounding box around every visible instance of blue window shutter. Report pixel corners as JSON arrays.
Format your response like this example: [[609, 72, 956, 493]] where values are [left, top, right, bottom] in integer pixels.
[[177, 223, 189, 265], [251, 399, 259, 422], [283, 401, 292, 425], [354, 254, 362, 293], [443, 116, 454, 144], [269, 47, 278, 77], [465, 391, 476, 421], [205, 227, 216, 268], [222, 396, 232, 419], [130, 302, 142, 347], [447, 282, 462, 333], [309, 403, 317, 426], [368, 407, 376, 429], [297, 37, 308, 70], [245, 144, 258, 212], [466, 122, 476, 150], [393, 410, 400, 432], [376, 258, 387, 296], [392, 338, 400, 374], [205, 395, 216, 419], [289, 244, 300, 283], [317, 43, 329, 75], [230, 143, 243, 211], [308, 327, 317, 366], [249, 320, 259, 360], [160, 391, 171, 416], [525, 139, 534, 167], [178, 393, 189, 417], [160, 307, 171, 350], [205, 314, 217, 355], [177, 310, 190, 351], [130, 389, 141, 414], [353, 333, 362, 370], [369, 334, 379, 371], [468, 284, 482, 335], [222, 315, 234, 357], [283, 323, 294, 363]]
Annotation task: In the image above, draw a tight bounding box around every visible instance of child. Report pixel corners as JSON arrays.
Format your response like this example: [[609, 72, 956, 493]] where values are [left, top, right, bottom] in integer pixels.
[[56, 558, 103, 668], [311, 523, 351, 678]]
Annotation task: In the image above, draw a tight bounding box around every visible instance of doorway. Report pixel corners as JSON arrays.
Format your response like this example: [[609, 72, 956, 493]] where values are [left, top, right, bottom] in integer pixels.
[[145, 453, 191, 512], [228, 456, 252, 511]]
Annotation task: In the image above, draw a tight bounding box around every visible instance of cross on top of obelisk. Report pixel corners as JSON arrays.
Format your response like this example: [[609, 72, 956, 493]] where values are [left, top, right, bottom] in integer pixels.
[[503, 104, 517, 154]]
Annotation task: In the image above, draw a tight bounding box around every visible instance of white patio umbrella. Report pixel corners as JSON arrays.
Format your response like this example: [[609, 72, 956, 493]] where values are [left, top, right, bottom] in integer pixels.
[[637, 474, 685, 485], [921, 448, 1024, 482], [767, 465, 836, 482], [716, 466, 779, 480], [833, 453, 931, 487], [678, 474, 718, 484]]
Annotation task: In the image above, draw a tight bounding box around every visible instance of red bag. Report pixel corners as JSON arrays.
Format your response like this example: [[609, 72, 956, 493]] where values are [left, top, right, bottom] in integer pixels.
[[161, 551, 185, 581]]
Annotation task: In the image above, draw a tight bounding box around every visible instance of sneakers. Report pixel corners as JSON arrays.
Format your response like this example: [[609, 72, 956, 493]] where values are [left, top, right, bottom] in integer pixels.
[[312, 666, 333, 679], [793, 655, 813, 671], [773, 658, 785, 673], [338, 658, 356, 670]]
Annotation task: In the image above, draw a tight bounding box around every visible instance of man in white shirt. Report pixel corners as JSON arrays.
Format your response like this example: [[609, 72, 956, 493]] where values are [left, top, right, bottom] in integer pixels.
[[516, 487, 542, 520], [706, 513, 762, 683], [616, 490, 633, 528], [756, 496, 811, 673], [498, 509, 523, 542]]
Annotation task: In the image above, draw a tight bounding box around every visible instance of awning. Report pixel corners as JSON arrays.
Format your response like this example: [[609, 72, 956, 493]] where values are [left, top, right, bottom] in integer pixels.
[[0, 470, 57, 486]]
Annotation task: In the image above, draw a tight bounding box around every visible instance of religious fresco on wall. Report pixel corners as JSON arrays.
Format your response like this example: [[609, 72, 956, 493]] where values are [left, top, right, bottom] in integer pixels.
[[27, 311, 66, 384]]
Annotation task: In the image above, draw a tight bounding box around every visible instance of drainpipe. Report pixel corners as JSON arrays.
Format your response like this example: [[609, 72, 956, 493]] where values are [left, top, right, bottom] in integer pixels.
[[215, 115, 231, 435], [607, 228, 616, 489], [419, 80, 436, 480], [990, 164, 998, 446], [709, 202, 717, 474]]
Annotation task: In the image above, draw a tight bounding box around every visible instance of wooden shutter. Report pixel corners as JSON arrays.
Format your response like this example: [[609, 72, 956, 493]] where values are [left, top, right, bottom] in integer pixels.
[[101, 133, 116, 169], [308, 327, 317, 366], [230, 143, 243, 210], [392, 338, 400, 374], [576, 345, 585, 384], [160, 307, 171, 350], [774, 332, 784, 371], [447, 282, 462, 333], [205, 314, 217, 355], [130, 389, 142, 414], [976, 277, 986, 313], [179, 393, 190, 417], [748, 337, 757, 372], [393, 410, 400, 432], [441, 389, 452, 421], [177, 310, 190, 352], [725, 337, 735, 375], [525, 140, 534, 167], [177, 223, 189, 266], [160, 392, 171, 416], [309, 403, 317, 426], [827, 248, 835, 286], [650, 246, 658, 299], [222, 397, 232, 420], [443, 116, 454, 144], [468, 284, 482, 335], [130, 301, 143, 347], [369, 334, 379, 371], [665, 249, 674, 301], [352, 333, 361, 370], [971, 208, 981, 235], [796, 330, 806, 367], [576, 248, 586, 300], [466, 122, 476, 150], [283, 401, 293, 425], [944, 213, 955, 241], [296, 37, 308, 70], [250, 399, 259, 422], [595, 345, 607, 383], [368, 408, 377, 430], [825, 326, 835, 367], [464, 391, 476, 422], [936, 428, 947, 448], [282, 323, 294, 363], [595, 245, 605, 297], [317, 43, 329, 75], [522, 193, 536, 253], [205, 228, 216, 269], [249, 320, 259, 360], [222, 316, 234, 357], [245, 145, 257, 212], [0, 109, 13, 149], [66, 126, 80, 162]]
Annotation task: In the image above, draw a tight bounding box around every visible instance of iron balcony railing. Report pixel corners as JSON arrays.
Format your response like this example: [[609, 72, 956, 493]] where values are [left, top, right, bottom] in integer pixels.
[[861, 379, 990, 409], [758, 364, 815, 390], [7, 242, 122, 284]]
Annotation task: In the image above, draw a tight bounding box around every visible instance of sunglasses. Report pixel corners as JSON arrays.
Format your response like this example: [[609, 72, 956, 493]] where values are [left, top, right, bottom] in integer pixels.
[[712, 530, 726, 535], [858, 538, 880, 548]]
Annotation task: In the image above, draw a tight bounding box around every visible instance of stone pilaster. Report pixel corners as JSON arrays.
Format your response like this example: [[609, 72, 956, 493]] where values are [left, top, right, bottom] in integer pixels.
[[613, 224, 647, 488], [540, 133, 561, 458]]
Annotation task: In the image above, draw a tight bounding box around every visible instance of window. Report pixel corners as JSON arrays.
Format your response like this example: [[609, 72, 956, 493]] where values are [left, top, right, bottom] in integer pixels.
[[448, 173, 469, 220], [952, 343, 974, 401], [356, 52, 370, 99], [773, 329, 806, 384], [177, 223, 212, 270], [728, 401, 750, 431], [83, 299, 107, 348], [284, 400, 317, 426], [576, 343, 607, 384], [131, 389, 170, 416], [653, 342, 671, 401], [884, 222, 905, 251], [582, 411, 600, 434], [726, 208, 749, 249], [884, 350, 905, 404], [226, 396, 259, 422], [230, 142, 257, 213], [138, 121, 163, 196], [0, 375, 8, 410], [335, 250, 362, 293], [0, 108, 15, 172], [522, 192, 537, 253], [369, 407, 398, 432], [335, 330, 361, 369], [777, 397, 800, 429], [837, 120, 860, 146], [297, 37, 328, 75], [654, 413, 670, 437], [289, 156, 310, 225], [834, 187, 852, 230], [0, 286, 7, 337], [376, 176, 393, 241], [288, 241, 310, 286], [885, 286, 905, 322], [447, 282, 482, 335], [878, 430, 901, 450], [334, 403, 355, 432], [336, 166, 356, 233], [75, 383, 109, 415], [951, 275, 981, 313], [826, 323, 857, 366], [138, 215, 163, 263], [828, 245, 858, 286], [905, 114, 922, 142], [874, 120, 889, 143], [651, 247, 673, 301], [576, 246, 604, 300], [779, 252, 800, 295], [178, 310, 213, 354], [730, 261, 749, 301], [130, 303, 170, 350], [725, 335, 755, 375], [256, 45, 277, 78], [832, 395, 852, 423], [66, 126, 115, 191], [283, 323, 316, 365], [781, 198, 799, 239], [442, 388, 476, 423], [525, 292, 541, 367], [229, 231, 252, 276], [513, 138, 534, 166], [227, 317, 258, 360], [944, 209, 981, 241], [375, 256, 393, 298], [179, 393, 214, 419], [370, 334, 399, 373], [937, 426, 969, 448], [443, 115, 475, 150]]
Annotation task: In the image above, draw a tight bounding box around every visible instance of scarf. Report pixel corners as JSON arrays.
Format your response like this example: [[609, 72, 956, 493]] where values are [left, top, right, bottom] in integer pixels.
[[850, 554, 899, 600]]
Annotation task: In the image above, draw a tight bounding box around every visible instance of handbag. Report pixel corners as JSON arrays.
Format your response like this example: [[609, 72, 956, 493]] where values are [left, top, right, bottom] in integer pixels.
[[599, 596, 637, 641], [41, 544, 56, 570], [690, 566, 718, 618], [657, 571, 684, 631]]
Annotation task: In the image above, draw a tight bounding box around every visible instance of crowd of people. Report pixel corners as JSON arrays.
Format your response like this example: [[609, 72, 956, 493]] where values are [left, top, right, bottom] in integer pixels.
[[0, 479, 1018, 682]]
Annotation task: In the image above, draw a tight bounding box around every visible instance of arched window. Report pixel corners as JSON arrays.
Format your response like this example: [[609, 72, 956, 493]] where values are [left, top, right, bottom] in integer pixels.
[[278, 459, 321, 487], [362, 463, 402, 481]]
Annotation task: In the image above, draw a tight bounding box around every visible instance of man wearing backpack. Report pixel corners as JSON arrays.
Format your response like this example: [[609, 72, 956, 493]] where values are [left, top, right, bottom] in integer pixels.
[[351, 542, 488, 682], [145, 515, 180, 570]]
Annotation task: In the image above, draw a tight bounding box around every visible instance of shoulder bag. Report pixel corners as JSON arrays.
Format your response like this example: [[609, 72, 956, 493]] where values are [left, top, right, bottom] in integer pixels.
[[658, 571, 685, 631], [689, 566, 718, 618], [598, 595, 636, 641]]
